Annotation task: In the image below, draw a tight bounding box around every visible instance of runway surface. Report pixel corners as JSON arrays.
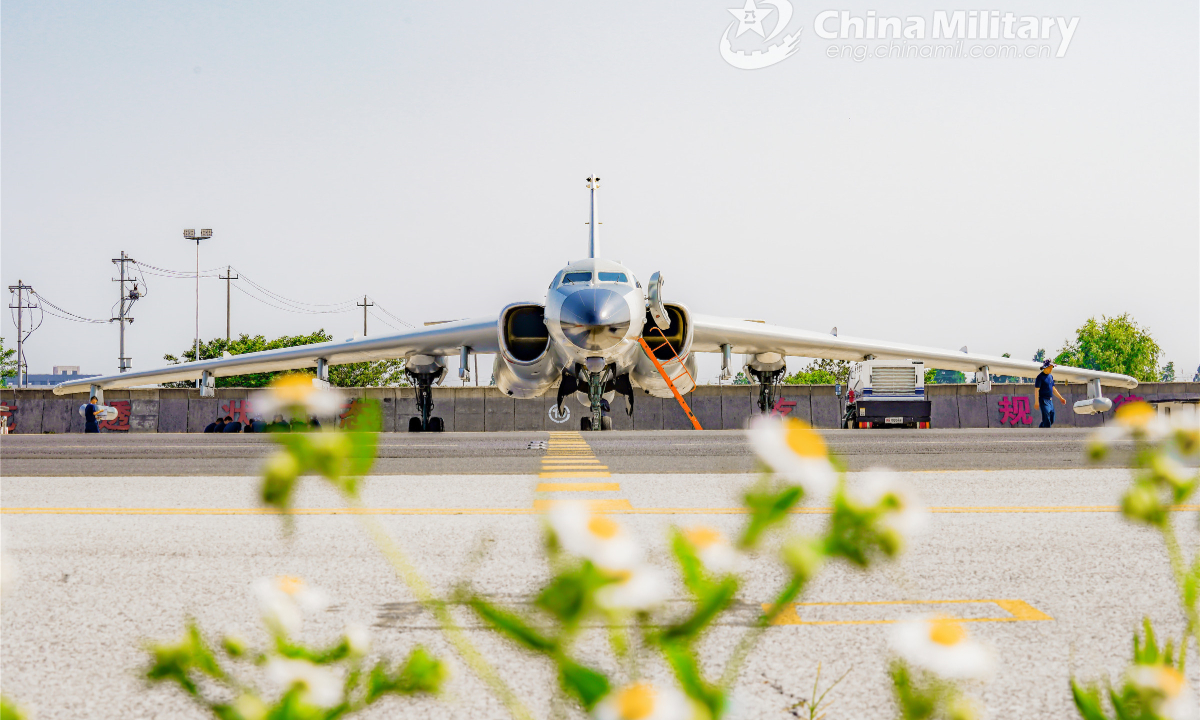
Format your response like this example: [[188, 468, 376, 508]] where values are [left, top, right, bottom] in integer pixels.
[[2, 429, 1196, 719], [0, 428, 1141, 475]]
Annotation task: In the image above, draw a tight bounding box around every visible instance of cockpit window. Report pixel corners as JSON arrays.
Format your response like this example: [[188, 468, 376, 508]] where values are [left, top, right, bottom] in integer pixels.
[[561, 272, 592, 284], [597, 272, 628, 283]]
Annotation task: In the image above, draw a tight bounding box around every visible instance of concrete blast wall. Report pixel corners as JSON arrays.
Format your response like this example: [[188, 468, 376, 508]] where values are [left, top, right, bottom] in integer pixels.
[[2, 383, 1195, 433]]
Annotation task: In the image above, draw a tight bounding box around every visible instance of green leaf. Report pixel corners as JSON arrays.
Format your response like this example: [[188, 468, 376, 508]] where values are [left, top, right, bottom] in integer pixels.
[[469, 597, 557, 653], [670, 530, 713, 597], [740, 484, 803, 549], [660, 641, 724, 717], [535, 562, 610, 629], [660, 577, 738, 643], [0, 696, 27, 720], [1069, 680, 1110, 720], [558, 658, 611, 710], [365, 647, 446, 702]]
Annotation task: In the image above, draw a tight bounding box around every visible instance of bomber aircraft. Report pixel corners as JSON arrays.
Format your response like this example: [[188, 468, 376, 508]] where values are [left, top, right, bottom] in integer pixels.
[[53, 177, 1137, 431]]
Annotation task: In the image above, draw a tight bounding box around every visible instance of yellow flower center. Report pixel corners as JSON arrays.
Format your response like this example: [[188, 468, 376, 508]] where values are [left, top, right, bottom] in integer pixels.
[[783, 419, 827, 458], [271, 374, 315, 404], [1115, 401, 1154, 428], [276, 575, 305, 596], [616, 683, 656, 720], [684, 526, 723, 549], [588, 516, 620, 539], [1159, 667, 1185, 697], [928, 618, 967, 646]]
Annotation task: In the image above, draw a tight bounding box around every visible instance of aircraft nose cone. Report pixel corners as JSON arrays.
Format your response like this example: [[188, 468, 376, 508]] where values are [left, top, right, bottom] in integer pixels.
[[559, 288, 631, 352]]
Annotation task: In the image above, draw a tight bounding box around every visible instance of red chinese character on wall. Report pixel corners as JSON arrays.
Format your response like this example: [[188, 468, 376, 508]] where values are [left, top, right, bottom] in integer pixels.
[[771, 398, 797, 417], [1112, 394, 1144, 411], [221, 399, 252, 424], [998, 396, 1032, 426], [99, 400, 131, 431]]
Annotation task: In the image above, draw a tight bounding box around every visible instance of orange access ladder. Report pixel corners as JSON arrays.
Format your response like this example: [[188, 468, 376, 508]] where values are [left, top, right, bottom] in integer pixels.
[[637, 326, 703, 430]]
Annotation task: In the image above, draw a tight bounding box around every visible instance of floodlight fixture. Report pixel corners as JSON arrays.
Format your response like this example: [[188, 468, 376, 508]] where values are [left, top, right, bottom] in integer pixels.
[[183, 229, 196, 239], [199, 229, 213, 238]]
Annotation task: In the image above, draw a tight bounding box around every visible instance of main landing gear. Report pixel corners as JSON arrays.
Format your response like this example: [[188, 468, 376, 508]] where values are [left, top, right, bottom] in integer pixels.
[[748, 367, 785, 414], [406, 368, 445, 433]]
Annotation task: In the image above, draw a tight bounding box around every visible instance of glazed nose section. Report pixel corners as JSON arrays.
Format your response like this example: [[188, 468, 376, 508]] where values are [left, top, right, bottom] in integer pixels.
[[559, 288, 631, 352]]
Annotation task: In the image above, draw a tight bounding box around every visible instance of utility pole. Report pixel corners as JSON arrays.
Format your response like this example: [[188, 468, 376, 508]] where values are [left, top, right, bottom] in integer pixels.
[[357, 295, 373, 337], [219, 266, 238, 342], [111, 252, 138, 373], [6, 280, 36, 387]]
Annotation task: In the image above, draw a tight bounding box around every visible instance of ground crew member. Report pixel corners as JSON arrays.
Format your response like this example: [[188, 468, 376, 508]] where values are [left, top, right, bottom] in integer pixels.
[[84, 396, 101, 434], [1034, 359, 1067, 428]]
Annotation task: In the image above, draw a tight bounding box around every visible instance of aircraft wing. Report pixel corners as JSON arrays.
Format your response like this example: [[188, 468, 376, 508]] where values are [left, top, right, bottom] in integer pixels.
[[51, 316, 500, 395], [690, 314, 1139, 389]]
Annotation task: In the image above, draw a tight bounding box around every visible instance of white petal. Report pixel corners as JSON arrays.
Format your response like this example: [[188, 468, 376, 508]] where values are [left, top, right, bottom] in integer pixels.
[[597, 567, 670, 611]]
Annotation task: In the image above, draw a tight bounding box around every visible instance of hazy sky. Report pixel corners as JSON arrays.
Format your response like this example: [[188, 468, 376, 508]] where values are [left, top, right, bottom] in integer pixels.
[[3, 0, 1197, 383]]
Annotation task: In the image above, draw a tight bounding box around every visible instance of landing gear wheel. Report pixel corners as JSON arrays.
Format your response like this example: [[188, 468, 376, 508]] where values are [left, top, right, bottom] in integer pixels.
[[601, 416, 613, 431], [428, 417, 445, 433], [408, 417, 423, 433], [580, 417, 592, 431]]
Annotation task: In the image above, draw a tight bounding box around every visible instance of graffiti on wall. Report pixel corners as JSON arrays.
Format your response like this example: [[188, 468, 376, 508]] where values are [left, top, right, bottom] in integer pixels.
[[99, 400, 132, 431], [997, 396, 1032, 426]]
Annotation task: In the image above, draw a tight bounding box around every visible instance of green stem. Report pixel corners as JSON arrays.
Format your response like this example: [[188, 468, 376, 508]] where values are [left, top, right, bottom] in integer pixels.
[[718, 575, 805, 690], [1159, 521, 1200, 649], [347, 499, 533, 720]]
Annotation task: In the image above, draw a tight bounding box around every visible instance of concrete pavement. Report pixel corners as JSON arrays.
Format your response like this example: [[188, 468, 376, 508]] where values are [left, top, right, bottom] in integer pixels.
[[1, 430, 1196, 719]]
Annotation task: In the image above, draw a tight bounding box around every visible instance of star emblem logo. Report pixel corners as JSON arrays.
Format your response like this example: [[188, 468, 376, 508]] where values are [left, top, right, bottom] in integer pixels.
[[727, 0, 775, 38]]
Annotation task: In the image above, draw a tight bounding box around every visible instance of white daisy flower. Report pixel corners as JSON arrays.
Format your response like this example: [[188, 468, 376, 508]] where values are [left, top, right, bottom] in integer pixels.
[[890, 616, 995, 681], [548, 501, 641, 570], [253, 576, 330, 635], [746, 416, 836, 496], [592, 682, 695, 720], [596, 566, 670, 611], [266, 657, 344, 708], [345, 622, 371, 656], [681, 526, 741, 575], [250, 374, 345, 420], [1128, 665, 1197, 720], [851, 469, 927, 539]]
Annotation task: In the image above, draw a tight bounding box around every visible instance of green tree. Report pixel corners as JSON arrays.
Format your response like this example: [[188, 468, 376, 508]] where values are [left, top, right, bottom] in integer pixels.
[[732, 371, 749, 385], [164, 331, 406, 388], [1054, 314, 1162, 383], [0, 337, 16, 386], [1032, 348, 1046, 363], [783, 358, 850, 385], [1160, 362, 1175, 382], [923, 368, 937, 384]]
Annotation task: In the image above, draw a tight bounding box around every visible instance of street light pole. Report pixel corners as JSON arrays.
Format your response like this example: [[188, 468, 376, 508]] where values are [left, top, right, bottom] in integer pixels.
[[182, 229, 212, 374]]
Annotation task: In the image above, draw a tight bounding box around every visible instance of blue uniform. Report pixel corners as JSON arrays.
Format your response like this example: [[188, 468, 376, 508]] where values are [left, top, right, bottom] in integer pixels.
[[1034, 373, 1055, 427], [84, 403, 100, 433]]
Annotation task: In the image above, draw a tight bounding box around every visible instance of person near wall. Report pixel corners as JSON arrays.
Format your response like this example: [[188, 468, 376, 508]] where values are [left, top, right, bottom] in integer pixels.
[[1033, 359, 1067, 428], [222, 415, 242, 433], [84, 396, 101, 434], [204, 417, 226, 433]]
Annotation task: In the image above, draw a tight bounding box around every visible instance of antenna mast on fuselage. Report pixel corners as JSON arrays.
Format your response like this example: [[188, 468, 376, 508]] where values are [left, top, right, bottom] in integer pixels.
[[586, 175, 600, 258]]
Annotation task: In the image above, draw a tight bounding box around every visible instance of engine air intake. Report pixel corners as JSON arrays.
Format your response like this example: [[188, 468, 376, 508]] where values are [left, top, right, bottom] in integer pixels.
[[641, 305, 687, 360], [502, 305, 550, 362]]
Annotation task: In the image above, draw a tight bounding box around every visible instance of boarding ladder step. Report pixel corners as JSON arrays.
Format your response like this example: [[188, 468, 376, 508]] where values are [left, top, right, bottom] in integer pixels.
[[637, 327, 703, 430]]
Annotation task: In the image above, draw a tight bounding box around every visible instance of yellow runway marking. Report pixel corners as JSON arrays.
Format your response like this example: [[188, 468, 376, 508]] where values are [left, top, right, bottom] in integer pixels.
[[536, 483, 620, 492], [533, 499, 633, 512], [7, 505, 1191, 516], [538, 431, 612, 490], [538, 471, 613, 478], [765, 598, 1054, 626]]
